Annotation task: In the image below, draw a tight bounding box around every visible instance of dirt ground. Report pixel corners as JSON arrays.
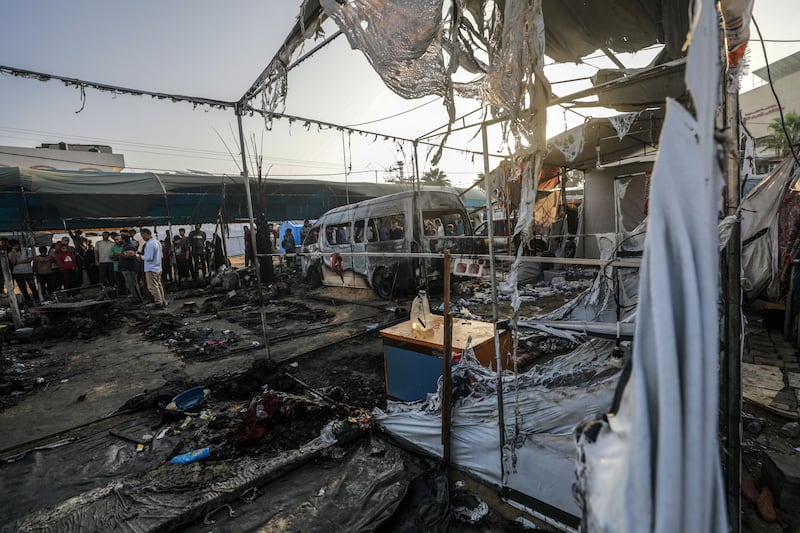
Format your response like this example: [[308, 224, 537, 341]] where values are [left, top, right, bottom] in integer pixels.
[[0, 265, 593, 530]]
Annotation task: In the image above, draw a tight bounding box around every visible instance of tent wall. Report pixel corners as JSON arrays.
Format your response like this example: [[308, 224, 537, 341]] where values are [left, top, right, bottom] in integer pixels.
[[581, 162, 651, 258], [0, 167, 484, 231]]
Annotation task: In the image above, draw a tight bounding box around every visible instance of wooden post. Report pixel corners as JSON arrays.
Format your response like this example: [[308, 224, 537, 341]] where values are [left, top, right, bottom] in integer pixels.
[[1, 250, 22, 328], [442, 250, 453, 464], [722, 68, 742, 533]]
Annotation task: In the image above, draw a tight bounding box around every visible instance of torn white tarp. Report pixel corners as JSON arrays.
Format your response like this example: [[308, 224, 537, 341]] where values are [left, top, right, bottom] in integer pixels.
[[375, 340, 620, 522], [575, 0, 728, 531], [720, 0, 755, 91], [738, 158, 800, 300], [536, 226, 643, 324]]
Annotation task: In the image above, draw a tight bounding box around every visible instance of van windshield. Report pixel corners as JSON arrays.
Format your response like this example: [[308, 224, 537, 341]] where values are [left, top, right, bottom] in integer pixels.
[[421, 210, 468, 237]]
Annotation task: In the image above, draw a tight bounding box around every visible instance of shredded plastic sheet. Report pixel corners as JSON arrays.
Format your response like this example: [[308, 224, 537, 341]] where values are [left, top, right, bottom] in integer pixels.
[[536, 227, 643, 324], [741, 119, 757, 182], [608, 112, 642, 141], [320, 0, 551, 160], [482, 1, 551, 151], [738, 159, 800, 299], [718, 214, 736, 251], [575, 1, 728, 530], [374, 340, 621, 520], [546, 126, 585, 163], [319, 0, 451, 102], [320, 0, 456, 163], [720, 0, 755, 91]]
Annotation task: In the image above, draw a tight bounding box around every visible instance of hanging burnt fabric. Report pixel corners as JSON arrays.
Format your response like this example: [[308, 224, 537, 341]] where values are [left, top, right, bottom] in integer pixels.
[[319, 0, 453, 106], [720, 0, 755, 88]]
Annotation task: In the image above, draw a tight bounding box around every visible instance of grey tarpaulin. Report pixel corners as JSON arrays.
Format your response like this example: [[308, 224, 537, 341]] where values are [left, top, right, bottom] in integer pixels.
[[375, 340, 621, 524], [736, 158, 800, 300], [0, 167, 488, 231], [574, 0, 728, 530], [7, 433, 457, 532]]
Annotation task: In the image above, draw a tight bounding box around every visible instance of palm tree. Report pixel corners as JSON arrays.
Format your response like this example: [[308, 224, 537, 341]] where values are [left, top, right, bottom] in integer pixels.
[[762, 112, 800, 158], [421, 167, 451, 187]]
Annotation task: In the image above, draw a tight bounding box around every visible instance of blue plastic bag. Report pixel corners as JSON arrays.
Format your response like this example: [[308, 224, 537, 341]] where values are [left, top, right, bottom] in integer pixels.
[[169, 447, 210, 465]]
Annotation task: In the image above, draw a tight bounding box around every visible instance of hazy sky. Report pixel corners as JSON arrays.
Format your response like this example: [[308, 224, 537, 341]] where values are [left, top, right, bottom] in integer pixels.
[[0, 1, 796, 187]]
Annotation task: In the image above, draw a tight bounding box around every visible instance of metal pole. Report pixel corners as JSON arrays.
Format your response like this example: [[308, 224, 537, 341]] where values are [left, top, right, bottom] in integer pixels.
[[1, 250, 22, 328], [151, 174, 178, 287], [219, 182, 229, 266], [413, 141, 421, 192], [722, 82, 742, 533], [441, 250, 453, 465], [19, 187, 44, 302], [236, 105, 271, 361], [341, 131, 350, 204], [481, 123, 507, 483]]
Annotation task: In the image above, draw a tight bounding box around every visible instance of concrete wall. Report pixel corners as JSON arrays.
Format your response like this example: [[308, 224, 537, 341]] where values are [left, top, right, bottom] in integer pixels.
[[0, 145, 125, 172], [740, 70, 800, 155]]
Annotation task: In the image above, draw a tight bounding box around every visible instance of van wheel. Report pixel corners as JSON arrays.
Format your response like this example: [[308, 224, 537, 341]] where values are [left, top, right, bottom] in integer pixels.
[[373, 268, 393, 300]]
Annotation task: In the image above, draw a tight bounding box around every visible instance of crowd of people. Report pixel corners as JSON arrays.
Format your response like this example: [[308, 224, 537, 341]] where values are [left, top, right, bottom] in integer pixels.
[[0, 225, 227, 308]]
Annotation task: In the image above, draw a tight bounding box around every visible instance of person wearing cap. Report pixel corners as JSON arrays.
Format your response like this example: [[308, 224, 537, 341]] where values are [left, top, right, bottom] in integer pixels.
[[95, 231, 115, 287], [68, 229, 87, 254], [139, 228, 166, 308]]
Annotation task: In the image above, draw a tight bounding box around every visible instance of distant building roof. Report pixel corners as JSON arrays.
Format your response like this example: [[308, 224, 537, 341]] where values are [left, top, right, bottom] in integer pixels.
[[38, 142, 114, 154], [753, 50, 800, 82]]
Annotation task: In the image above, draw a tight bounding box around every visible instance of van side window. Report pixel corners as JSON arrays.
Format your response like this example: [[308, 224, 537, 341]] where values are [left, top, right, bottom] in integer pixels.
[[372, 215, 404, 241], [354, 220, 365, 243], [325, 223, 350, 245], [366, 219, 379, 242], [422, 211, 467, 236]]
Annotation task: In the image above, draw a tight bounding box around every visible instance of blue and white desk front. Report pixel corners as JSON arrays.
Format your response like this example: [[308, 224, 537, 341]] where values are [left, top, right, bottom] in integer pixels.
[[380, 316, 511, 402]]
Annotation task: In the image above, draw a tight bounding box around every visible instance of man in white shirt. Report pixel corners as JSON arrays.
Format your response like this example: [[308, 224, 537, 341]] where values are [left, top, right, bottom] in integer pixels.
[[94, 231, 115, 287], [139, 228, 166, 308]]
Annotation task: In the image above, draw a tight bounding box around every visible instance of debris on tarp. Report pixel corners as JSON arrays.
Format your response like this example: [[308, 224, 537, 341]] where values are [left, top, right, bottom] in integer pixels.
[[169, 447, 211, 465]]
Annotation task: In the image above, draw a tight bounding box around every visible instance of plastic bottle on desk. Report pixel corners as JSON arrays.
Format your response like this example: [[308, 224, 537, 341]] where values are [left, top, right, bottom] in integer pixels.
[[410, 290, 433, 339]]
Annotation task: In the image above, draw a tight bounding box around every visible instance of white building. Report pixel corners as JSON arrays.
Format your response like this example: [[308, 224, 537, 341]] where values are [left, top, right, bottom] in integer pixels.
[[740, 51, 800, 161], [0, 142, 125, 172]]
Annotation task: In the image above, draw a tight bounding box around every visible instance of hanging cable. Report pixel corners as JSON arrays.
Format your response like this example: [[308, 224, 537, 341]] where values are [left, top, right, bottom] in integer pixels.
[[752, 17, 800, 168], [345, 97, 442, 127]]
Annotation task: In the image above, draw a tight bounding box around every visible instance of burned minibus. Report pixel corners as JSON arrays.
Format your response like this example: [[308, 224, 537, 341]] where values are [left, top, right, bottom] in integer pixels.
[[300, 190, 486, 298]]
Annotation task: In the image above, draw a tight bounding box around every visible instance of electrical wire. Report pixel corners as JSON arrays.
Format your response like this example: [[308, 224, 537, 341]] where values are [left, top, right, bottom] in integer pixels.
[[0, 126, 356, 170], [751, 17, 800, 168], [751, 38, 800, 43], [345, 97, 442, 127]]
